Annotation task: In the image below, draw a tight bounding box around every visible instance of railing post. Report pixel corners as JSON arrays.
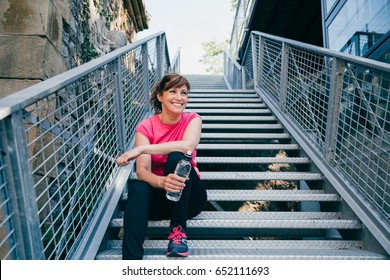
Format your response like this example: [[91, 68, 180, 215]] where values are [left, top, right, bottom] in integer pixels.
[[142, 42, 150, 110], [113, 57, 126, 153], [279, 42, 290, 111], [250, 33, 259, 89], [1, 113, 44, 259], [156, 34, 164, 79], [324, 57, 345, 164]]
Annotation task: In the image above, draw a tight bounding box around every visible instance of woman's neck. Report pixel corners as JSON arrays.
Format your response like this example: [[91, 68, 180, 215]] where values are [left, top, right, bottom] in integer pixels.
[[159, 111, 181, 125]]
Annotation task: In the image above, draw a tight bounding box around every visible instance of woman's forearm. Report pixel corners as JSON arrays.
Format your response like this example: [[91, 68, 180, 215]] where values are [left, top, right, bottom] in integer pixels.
[[138, 140, 196, 156]]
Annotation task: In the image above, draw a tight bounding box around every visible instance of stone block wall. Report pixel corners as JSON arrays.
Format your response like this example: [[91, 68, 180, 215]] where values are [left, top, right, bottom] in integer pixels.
[[0, 0, 144, 98]]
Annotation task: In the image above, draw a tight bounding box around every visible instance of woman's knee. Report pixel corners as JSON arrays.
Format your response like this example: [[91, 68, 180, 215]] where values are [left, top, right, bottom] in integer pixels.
[[164, 151, 185, 174]]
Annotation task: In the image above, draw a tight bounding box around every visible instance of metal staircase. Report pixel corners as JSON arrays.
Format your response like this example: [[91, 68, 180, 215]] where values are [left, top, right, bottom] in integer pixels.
[[95, 75, 388, 260]]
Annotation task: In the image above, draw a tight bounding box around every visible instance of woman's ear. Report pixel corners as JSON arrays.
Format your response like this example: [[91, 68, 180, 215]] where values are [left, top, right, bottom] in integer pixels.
[[157, 92, 162, 102]]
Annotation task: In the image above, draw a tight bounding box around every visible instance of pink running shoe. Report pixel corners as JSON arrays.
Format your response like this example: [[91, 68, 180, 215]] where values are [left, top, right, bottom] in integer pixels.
[[166, 226, 189, 257]]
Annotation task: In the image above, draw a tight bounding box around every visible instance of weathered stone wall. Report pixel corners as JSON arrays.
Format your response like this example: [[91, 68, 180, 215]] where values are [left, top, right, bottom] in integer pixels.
[[0, 0, 141, 98]]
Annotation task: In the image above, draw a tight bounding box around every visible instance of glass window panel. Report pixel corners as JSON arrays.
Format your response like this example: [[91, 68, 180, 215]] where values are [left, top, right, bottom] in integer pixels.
[[328, 0, 390, 56]]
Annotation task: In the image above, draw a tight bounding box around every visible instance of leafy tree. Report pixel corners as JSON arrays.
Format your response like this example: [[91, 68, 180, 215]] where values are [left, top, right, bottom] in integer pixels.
[[200, 39, 229, 74]]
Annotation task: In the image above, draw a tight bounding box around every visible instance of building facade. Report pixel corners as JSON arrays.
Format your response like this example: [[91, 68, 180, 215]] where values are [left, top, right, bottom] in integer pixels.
[[322, 0, 390, 63]]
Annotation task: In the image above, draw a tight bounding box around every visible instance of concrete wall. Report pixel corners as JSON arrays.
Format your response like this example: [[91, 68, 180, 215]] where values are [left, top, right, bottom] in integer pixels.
[[0, 0, 141, 98]]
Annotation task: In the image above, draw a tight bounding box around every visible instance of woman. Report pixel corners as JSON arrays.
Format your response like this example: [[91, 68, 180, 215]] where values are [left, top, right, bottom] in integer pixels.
[[116, 73, 207, 260]]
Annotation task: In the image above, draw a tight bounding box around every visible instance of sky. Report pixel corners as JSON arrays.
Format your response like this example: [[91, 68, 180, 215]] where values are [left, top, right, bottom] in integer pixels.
[[137, 0, 235, 74]]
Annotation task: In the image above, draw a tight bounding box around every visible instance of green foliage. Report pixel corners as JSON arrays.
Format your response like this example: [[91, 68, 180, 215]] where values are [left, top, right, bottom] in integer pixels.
[[200, 39, 229, 74], [231, 0, 239, 11]]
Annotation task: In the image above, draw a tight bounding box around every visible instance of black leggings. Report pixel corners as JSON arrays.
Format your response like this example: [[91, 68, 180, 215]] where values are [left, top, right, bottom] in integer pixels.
[[122, 152, 207, 260]]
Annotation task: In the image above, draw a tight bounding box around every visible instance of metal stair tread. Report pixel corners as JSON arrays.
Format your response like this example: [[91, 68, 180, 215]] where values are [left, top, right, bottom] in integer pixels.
[[186, 108, 271, 114], [190, 93, 259, 98], [197, 143, 300, 150], [96, 248, 387, 260], [196, 156, 310, 164], [110, 217, 361, 229], [201, 133, 290, 139], [121, 189, 339, 201], [201, 171, 323, 180], [189, 98, 263, 102], [201, 116, 277, 121], [107, 239, 364, 250], [187, 103, 267, 108], [202, 124, 283, 129], [206, 189, 339, 201]]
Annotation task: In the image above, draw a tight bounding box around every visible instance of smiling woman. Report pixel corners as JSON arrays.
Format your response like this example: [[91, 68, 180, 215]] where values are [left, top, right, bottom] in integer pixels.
[[116, 73, 207, 259]]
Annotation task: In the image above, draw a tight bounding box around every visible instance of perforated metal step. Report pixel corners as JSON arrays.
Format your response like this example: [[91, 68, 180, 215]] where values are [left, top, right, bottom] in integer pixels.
[[186, 108, 272, 114], [201, 171, 323, 181], [202, 124, 283, 130], [197, 143, 300, 150], [206, 190, 339, 201], [196, 156, 310, 164], [201, 133, 290, 139], [110, 215, 361, 229], [96, 247, 387, 260], [189, 98, 262, 103], [201, 115, 278, 122]]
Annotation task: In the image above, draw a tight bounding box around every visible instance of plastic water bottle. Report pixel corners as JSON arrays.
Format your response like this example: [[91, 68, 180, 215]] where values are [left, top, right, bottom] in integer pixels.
[[166, 151, 192, 202]]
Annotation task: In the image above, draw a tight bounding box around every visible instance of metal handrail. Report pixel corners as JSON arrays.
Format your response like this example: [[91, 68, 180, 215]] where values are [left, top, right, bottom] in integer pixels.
[[225, 30, 390, 254], [0, 32, 175, 259]]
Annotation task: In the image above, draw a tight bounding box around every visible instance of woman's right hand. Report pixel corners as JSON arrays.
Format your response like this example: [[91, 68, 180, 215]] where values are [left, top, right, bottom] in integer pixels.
[[158, 173, 187, 192], [115, 147, 142, 166]]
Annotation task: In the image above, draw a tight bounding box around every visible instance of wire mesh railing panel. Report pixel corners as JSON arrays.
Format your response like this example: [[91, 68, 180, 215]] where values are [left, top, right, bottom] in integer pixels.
[[0, 32, 172, 259], [245, 31, 390, 233], [121, 48, 150, 145], [0, 155, 19, 259], [242, 37, 254, 89], [260, 38, 283, 101], [335, 64, 390, 222], [22, 62, 120, 259], [284, 47, 331, 154], [147, 38, 159, 91]]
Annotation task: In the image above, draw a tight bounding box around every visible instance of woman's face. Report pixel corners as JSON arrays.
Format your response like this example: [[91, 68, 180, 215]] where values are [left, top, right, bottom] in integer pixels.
[[157, 85, 189, 114]]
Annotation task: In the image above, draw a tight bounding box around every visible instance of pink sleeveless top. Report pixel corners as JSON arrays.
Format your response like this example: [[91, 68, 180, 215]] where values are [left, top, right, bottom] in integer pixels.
[[136, 112, 201, 176]]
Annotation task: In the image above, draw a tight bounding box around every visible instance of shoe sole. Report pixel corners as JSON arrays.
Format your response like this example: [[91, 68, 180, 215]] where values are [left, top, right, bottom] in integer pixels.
[[166, 251, 189, 257]]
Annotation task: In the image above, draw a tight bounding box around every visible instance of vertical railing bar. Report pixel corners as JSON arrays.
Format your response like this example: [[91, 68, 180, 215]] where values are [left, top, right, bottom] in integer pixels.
[[2, 113, 44, 259], [280, 42, 290, 110], [250, 33, 259, 89], [113, 57, 126, 154], [324, 57, 345, 164], [258, 35, 265, 88], [142, 43, 150, 113]]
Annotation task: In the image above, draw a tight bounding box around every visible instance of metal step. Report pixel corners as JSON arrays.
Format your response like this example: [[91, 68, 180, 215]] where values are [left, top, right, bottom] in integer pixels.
[[206, 190, 339, 201], [201, 171, 323, 181], [201, 133, 290, 140], [187, 103, 267, 108], [202, 124, 283, 130], [110, 215, 361, 229], [201, 116, 278, 122], [196, 156, 310, 164], [197, 143, 300, 151], [107, 239, 363, 250], [189, 98, 263, 103], [190, 93, 258, 98], [121, 189, 337, 202], [186, 108, 272, 114], [96, 247, 387, 260]]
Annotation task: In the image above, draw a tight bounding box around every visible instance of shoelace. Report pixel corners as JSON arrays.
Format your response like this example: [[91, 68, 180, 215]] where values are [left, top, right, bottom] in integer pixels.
[[168, 226, 186, 244]]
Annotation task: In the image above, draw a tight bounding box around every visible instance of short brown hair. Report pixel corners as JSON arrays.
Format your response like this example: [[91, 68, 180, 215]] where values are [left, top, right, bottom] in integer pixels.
[[150, 73, 190, 114]]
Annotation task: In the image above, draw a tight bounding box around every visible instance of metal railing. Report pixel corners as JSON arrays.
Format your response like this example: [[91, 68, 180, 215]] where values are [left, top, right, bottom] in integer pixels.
[[0, 32, 177, 260], [230, 0, 257, 60], [225, 31, 390, 253]]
